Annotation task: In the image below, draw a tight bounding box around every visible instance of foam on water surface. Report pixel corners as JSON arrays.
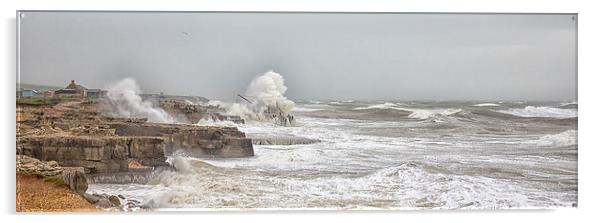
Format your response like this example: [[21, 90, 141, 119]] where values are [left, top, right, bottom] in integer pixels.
[[88, 101, 577, 209]]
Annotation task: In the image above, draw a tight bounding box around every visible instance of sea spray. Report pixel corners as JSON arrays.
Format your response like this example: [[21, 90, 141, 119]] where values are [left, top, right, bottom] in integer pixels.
[[245, 70, 295, 114], [143, 153, 239, 208], [229, 70, 296, 126], [106, 78, 176, 123], [196, 118, 238, 127]]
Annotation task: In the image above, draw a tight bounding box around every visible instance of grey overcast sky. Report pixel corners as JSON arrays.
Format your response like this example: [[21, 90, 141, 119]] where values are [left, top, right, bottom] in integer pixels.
[[19, 12, 576, 101]]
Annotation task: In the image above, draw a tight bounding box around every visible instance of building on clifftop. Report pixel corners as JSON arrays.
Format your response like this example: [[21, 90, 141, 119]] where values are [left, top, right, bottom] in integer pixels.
[[54, 80, 106, 99]]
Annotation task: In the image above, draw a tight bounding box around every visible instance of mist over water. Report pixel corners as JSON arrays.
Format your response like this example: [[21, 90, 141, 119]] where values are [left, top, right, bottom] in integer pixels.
[[89, 100, 577, 210], [216, 70, 296, 124], [105, 78, 176, 123]]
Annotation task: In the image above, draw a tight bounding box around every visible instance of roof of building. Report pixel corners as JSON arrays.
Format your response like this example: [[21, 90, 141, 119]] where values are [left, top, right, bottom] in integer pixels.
[[65, 80, 87, 91]]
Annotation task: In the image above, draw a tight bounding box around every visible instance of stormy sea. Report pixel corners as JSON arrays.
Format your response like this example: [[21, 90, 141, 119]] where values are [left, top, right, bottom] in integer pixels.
[[88, 100, 577, 210]]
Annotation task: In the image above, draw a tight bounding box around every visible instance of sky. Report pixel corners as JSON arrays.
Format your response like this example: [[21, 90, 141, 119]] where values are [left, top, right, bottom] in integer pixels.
[[18, 12, 577, 101]]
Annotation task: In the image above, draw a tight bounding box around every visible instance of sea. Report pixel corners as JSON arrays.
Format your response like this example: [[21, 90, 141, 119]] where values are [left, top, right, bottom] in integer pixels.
[[88, 100, 578, 210]]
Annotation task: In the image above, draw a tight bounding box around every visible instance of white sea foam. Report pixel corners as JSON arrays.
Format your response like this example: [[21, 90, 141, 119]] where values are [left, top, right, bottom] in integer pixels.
[[196, 118, 238, 127], [245, 70, 295, 114], [472, 103, 500, 107], [533, 130, 577, 147], [407, 108, 462, 119], [105, 78, 176, 123], [498, 106, 577, 118], [88, 102, 577, 210], [353, 102, 404, 111], [559, 101, 578, 107], [226, 103, 264, 121], [291, 106, 324, 112], [228, 70, 295, 125], [205, 100, 226, 108], [353, 103, 462, 119]]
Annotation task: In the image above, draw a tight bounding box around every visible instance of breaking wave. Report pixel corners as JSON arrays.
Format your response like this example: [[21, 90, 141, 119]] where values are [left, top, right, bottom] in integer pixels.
[[498, 106, 577, 118], [105, 78, 176, 123], [352, 103, 463, 120], [366, 162, 524, 209], [144, 155, 237, 208], [407, 108, 463, 119], [292, 106, 324, 112], [244, 70, 295, 114], [472, 103, 500, 107], [227, 70, 296, 126], [559, 101, 578, 107], [353, 102, 404, 111], [533, 130, 577, 147]]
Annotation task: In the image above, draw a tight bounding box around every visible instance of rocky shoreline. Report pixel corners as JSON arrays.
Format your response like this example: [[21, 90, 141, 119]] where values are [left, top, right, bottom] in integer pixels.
[[16, 99, 255, 211]]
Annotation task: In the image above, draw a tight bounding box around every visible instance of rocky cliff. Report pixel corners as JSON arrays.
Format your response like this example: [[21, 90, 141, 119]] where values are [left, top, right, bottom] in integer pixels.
[[16, 100, 254, 176]]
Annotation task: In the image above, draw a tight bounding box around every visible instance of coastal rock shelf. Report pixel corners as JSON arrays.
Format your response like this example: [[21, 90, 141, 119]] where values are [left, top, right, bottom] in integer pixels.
[[108, 122, 254, 158], [17, 136, 166, 173], [16, 100, 254, 176]]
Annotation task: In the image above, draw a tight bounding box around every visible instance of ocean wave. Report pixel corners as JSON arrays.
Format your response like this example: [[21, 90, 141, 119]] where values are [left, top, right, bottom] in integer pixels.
[[353, 102, 405, 111], [558, 101, 578, 109], [366, 162, 533, 209], [144, 155, 241, 208], [472, 103, 500, 107], [497, 106, 577, 118], [533, 130, 577, 147], [353, 103, 463, 120], [559, 101, 578, 107], [292, 107, 324, 112], [407, 108, 463, 119]]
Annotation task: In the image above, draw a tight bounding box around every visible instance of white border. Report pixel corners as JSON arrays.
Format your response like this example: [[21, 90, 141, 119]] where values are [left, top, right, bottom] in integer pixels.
[[2, 0, 601, 223]]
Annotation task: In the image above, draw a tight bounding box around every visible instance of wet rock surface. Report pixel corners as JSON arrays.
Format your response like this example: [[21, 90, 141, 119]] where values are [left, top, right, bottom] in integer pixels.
[[83, 192, 146, 211], [84, 193, 121, 209]]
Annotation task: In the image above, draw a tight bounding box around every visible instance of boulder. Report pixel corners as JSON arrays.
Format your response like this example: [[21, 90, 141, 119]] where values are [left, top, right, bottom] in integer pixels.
[[108, 195, 121, 206], [86, 193, 123, 209], [16, 155, 88, 195], [61, 167, 88, 194]]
